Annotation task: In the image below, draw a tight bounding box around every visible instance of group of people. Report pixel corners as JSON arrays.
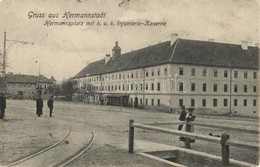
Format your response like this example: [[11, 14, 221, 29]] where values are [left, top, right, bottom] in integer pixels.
[[0, 94, 54, 119], [0, 93, 6, 119], [178, 105, 196, 130], [36, 96, 54, 117]]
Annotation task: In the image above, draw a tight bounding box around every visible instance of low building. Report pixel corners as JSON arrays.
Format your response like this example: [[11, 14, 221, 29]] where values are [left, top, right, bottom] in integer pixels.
[[73, 36, 259, 116], [5, 74, 54, 99]]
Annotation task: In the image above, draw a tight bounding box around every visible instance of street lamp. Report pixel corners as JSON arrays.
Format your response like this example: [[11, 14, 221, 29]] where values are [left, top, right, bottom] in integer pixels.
[[2, 31, 33, 76]]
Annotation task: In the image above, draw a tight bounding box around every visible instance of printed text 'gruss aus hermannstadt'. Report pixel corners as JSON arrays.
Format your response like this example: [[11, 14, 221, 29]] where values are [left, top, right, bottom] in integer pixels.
[[62, 12, 107, 19]]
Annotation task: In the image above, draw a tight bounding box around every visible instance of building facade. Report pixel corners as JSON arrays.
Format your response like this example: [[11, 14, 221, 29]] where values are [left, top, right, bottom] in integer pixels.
[[5, 74, 54, 99], [73, 36, 259, 116]]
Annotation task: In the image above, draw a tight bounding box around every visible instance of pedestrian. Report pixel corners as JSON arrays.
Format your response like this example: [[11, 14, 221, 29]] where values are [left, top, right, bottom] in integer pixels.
[[36, 95, 43, 117], [185, 108, 196, 143], [0, 93, 6, 119], [178, 105, 187, 130], [47, 96, 54, 117]]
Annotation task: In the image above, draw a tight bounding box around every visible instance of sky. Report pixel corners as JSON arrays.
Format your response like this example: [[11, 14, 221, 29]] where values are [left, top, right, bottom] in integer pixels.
[[0, 0, 259, 81]]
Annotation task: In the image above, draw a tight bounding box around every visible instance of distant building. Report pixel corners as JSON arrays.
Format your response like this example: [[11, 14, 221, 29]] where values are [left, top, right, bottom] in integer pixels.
[[5, 74, 54, 99], [72, 36, 259, 116], [50, 76, 57, 85]]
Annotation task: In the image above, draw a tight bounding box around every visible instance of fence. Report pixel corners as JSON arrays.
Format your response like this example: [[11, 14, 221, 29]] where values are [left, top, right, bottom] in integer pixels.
[[128, 119, 259, 166]]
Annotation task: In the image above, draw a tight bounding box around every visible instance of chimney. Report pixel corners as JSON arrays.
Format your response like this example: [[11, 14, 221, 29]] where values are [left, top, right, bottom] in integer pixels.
[[208, 38, 215, 42], [105, 54, 111, 64], [112, 41, 121, 60], [170, 33, 178, 45], [241, 41, 248, 50]]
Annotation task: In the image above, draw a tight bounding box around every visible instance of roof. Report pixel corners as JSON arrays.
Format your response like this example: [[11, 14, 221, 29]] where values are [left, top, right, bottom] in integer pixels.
[[73, 38, 259, 78], [5, 74, 52, 84], [73, 59, 105, 78], [50, 76, 56, 81]]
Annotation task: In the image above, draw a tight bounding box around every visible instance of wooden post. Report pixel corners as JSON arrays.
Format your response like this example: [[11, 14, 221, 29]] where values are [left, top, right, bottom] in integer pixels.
[[184, 122, 195, 148], [129, 119, 134, 153], [221, 133, 230, 166]]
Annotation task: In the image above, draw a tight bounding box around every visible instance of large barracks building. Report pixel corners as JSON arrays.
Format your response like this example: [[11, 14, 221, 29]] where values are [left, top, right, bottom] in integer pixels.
[[73, 35, 259, 116]]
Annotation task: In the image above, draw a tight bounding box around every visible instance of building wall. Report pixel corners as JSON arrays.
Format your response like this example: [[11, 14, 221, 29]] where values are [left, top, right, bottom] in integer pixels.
[[7, 83, 36, 99], [7, 82, 53, 99], [72, 63, 259, 116]]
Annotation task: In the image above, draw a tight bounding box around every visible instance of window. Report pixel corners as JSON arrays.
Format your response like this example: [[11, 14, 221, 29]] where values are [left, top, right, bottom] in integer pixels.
[[157, 99, 160, 106], [253, 72, 257, 79], [224, 84, 228, 92], [151, 70, 154, 76], [151, 83, 154, 91], [203, 83, 207, 92], [146, 98, 148, 105], [234, 99, 238, 106], [115, 85, 117, 91], [164, 67, 168, 75], [140, 98, 142, 105], [111, 85, 113, 91], [145, 83, 149, 90], [244, 71, 248, 79], [224, 70, 228, 78], [119, 74, 121, 79], [244, 85, 247, 93], [131, 73, 134, 78], [214, 84, 218, 92], [191, 99, 195, 107], [136, 71, 138, 78], [191, 68, 195, 76], [140, 84, 142, 91], [157, 69, 160, 76], [179, 82, 183, 92], [123, 85, 125, 91], [151, 99, 154, 106], [202, 69, 207, 77], [202, 99, 206, 107], [108, 86, 110, 91], [234, 85, 238, 92], [179, 99, 183, 107], [253, 86, 257, 92], [179, 67, 183, 75], [213, 99, 217, 107], [130, 98, 133, 104], [214, 70, 218, 77], [191, 83, 195, 91], [224, 99, 228, 107], [157, 83, 160, 91], [244, 99, 247, 106], [253, 99, 256, 106], [234, 71, 238, 78], [146, 71, 149, 77], [130, 84, 133, 90]]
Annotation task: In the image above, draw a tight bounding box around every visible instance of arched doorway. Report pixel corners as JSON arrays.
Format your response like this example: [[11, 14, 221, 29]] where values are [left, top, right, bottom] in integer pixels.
[[134, 97, 138, 108]]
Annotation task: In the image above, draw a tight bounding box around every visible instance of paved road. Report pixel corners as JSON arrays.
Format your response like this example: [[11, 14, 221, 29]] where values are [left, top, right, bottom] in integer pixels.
[[1, 100, 259, 166]]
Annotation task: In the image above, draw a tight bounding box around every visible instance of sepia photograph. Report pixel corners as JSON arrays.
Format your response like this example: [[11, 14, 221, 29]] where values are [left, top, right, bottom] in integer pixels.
[[0, 0, 259, 166]]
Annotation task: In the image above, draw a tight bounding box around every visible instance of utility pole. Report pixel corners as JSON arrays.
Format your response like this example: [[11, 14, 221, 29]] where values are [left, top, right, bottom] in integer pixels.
[[2, 31, 33, 76], [3, 31, 6, 76]]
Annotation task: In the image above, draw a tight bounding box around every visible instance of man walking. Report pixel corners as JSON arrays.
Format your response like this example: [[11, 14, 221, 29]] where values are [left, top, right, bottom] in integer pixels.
[[36, 96, 43, 117], [47, 96, 54, 117], [178, 105, 187, 130], [0, 93, 6, 119]]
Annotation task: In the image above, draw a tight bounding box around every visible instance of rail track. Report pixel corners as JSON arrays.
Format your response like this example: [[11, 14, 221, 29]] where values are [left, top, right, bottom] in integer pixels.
[[6, 127, 95, 167]]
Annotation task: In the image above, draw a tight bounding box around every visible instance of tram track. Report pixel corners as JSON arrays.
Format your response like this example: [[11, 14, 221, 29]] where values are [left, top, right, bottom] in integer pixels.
[[6, 127, 95, 167]]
